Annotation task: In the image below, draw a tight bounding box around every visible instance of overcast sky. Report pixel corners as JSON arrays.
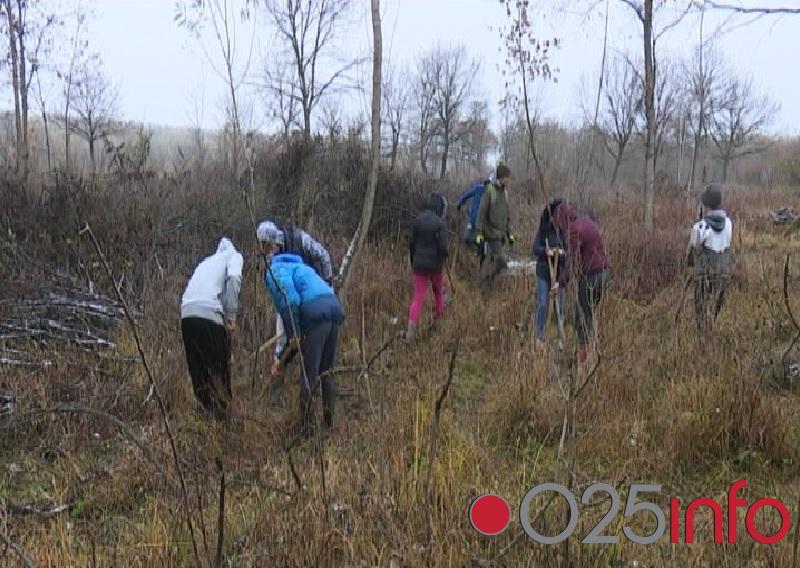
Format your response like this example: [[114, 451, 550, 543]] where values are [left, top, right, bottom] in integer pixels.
[[86, 0, 800, 136]]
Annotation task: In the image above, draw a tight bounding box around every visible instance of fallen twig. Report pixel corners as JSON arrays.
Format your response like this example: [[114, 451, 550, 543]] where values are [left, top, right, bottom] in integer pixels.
[[79, 223, 201, 567], [424, 339, 460, 557], [1, 402, 167, 482]]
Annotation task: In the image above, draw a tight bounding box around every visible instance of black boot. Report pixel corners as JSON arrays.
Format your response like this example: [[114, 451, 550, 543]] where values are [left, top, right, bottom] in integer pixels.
[[321, 377, 336, 428]]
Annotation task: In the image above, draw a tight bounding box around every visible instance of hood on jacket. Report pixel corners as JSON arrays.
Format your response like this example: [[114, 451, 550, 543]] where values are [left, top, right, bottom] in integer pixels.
[[553, 202, 578, 233], [425, 192, 447, 218], [540, 199, 564, 228], [704, 209, 728, 232], [217, 237, 235, 255]]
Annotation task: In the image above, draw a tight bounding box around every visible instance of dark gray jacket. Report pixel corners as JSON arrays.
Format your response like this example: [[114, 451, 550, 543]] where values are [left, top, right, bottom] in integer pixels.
[[409, 193, 449, 273]]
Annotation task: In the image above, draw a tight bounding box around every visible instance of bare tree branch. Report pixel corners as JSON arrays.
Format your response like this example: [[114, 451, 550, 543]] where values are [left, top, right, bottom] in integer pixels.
[[702, 0, 800, 15]]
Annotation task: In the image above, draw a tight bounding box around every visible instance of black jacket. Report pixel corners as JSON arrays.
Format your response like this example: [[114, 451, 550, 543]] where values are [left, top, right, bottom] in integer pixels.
[[532, 199, 566, 283], [409, 193, 449, 272]]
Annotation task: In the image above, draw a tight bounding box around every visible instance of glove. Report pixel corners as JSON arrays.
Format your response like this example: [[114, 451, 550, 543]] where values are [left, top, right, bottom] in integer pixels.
[[475, 233, 484, 246]]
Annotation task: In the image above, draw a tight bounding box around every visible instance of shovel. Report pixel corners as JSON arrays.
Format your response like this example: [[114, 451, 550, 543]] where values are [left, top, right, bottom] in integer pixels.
[[546, 238, 566, 351]]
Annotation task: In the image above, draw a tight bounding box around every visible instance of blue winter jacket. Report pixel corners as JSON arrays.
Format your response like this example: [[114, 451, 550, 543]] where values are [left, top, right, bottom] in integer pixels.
[[265, 254, 344, 360], [457, 181, 486, 228]]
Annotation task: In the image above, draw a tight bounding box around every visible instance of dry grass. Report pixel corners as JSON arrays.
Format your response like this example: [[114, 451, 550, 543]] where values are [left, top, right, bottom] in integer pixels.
[[2, 180, 800, 567]]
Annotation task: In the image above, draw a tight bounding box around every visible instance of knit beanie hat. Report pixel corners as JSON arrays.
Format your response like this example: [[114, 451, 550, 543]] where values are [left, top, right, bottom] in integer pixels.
[[496, 162, 511, 180], [256, 220, 285, 246], [701, 184, 722, 210]]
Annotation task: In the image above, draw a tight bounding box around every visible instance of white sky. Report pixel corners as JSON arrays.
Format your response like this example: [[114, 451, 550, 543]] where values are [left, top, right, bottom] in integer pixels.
[[83, 0, 800, 136]]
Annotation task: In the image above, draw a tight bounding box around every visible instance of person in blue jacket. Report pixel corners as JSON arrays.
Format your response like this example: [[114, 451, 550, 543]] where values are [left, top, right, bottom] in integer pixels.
[[456, 171, 493, 265], [263, 243, 345, 435]]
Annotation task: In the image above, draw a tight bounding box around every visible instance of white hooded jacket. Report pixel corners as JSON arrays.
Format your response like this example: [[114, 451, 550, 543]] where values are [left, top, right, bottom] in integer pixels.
[[181, 237, 244, 325]]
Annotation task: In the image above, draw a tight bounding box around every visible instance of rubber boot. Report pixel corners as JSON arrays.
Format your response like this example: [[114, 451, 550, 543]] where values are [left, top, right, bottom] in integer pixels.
[[405, 321, 417, 341]]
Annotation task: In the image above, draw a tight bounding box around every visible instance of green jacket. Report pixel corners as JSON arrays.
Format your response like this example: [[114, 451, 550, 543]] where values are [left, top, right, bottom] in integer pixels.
[[476, 182, 511, 241]]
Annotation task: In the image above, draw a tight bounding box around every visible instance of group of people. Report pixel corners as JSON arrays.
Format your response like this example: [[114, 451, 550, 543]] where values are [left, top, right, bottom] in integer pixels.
[[177, 162, 734, 435], [404, 164, 734, 366], [179, 220, 343, 436], [405, 162, 610, 366]]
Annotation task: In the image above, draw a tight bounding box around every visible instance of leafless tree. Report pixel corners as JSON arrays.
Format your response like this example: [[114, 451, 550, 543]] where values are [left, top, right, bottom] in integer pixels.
[[264, 59, 301, 141], [595, 54, 641, 187], [460, 100, 495, 175], [339, 0, 380, 299], [176, 0, 256, 179], [685, 40, 722, 191], [421, 45, 478, 179], [1, 0, 60, 179], [319, 100, 342, 142], [710, 75, 778, 181], [617, 0, 692, 228], [59, 5, 89, 174], [652, 56, 678, 172], [382, 64, 409, 171], [67, 56, 119, 173], [260, 0, 358, 143], [412, 55, 438, 175], [498, 0, 558, 199]]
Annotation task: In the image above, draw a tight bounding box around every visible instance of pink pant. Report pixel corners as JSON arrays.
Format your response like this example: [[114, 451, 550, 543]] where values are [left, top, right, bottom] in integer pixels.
[[408, 269, 445, 324]]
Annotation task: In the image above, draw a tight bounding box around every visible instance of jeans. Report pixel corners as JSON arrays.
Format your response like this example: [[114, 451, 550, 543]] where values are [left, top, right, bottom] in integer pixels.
[[535, 275, 565, 340]]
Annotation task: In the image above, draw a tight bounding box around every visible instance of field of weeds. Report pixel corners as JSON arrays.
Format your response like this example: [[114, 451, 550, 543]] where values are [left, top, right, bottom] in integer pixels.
[[2, 176, 800, 567]]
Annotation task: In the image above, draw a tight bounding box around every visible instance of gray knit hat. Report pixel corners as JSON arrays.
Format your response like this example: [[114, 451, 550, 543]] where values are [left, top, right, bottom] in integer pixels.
[[256, 220, 285, 246], [701, 184, 722, 209]]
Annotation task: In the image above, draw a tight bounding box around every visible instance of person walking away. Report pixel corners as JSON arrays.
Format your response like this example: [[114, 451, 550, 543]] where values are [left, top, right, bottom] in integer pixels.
[[256, 220, 334, 366], [180, 237, 243, 421], [686, 184, 732, 332], [405, 192, 449, 341], [552, 203, 609, 367], [532, 199, 567, 349], [475, 163, 516, 299], [457, 171, 493, 266], [263, 245, 344, 436]]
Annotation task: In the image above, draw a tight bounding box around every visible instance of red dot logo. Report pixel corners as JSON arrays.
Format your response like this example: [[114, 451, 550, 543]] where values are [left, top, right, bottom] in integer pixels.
[[469, 494, 512, 536]]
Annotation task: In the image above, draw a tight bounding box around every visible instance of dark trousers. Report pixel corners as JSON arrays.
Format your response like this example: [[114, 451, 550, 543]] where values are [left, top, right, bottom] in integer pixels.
[[299, 320, 339, 430], [480, 239, 509, 297], [575, 269, 609, 347], [693, 250, 731, 332], [181, 317, 231, 420]]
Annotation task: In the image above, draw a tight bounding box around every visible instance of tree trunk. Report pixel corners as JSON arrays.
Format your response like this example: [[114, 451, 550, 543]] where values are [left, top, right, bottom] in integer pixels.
[[302, 101, 312, 143], [643, 0, 655, 230], [419, 139, 428, 174], [722, 154, 730, 182], [89, 136, 96, 173], [4, 1, 23, 177], [17, 0, 28, 179], [340, 0, 381, 300], [390, 130, 399, 171], [610, 154, 622, 188], [439, 125, 449, 179], [520, 62, 546, 200]]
